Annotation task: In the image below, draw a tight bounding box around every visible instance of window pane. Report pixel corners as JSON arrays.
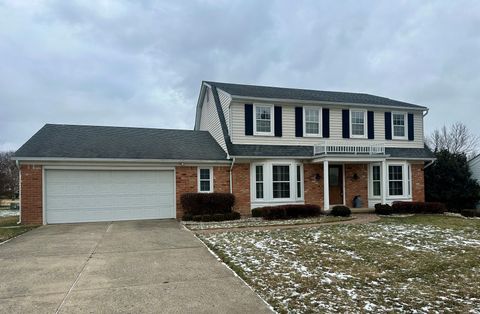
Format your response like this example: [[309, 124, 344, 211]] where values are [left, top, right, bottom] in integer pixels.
[[273, 166, 289, 181], [351, 111, 364, 123], [256, 183, 264, 198], [200, 180, 210, 192], [372, 166, 380, 180], [256, 166, 263, 181], [305, 109, 319, 122], [297, 165, 302, 198], [389, 166, 403, 180], [200, 169, 210, 180], [373, 182, 381, 196], [389, 181, 403, 196], [393, 114, 405, 126], [273, 182, 290, 198], [352, 124, 364, 135], [256, 120, 271, 133], [394, 125, 405, 137], [306, 122, 319, 134]]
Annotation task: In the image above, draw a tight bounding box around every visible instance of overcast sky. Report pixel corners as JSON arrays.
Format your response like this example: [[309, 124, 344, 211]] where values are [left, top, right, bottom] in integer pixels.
[[1, 0, 479, 151]]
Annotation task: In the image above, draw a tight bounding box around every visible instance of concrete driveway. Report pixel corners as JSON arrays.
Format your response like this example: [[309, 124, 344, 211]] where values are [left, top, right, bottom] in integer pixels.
[[0, 220, 272, 313]]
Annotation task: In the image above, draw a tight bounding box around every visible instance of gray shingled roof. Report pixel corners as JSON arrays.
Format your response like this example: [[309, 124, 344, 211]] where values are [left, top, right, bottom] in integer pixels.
[[14, 124, 227, 160], [205, 81, 426, 110], [230, 144, 434, 159]]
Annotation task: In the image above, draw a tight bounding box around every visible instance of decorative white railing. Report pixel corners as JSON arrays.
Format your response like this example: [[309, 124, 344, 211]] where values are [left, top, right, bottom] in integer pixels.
[[313, 141, 385, 156]]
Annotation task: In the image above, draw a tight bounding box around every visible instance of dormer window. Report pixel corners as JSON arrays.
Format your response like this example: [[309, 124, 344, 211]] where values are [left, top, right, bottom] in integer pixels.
[[303, 107, 322, 137], [392, 112, 407, 139], [254, 104, 274, 136], [350, 110, 367, 138]]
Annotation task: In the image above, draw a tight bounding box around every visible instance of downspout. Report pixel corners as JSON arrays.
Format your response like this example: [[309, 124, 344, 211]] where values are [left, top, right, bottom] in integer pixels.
[[424, 159, 435, 169], [423, 109, 429, 117], [229, 157, 236, 193], [15, 160, 21, 225]]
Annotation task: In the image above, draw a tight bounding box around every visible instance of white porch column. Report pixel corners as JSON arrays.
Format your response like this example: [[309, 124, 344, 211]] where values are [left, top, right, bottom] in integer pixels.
[[323, 160, 329, 211], [381, 159, 387, 204]]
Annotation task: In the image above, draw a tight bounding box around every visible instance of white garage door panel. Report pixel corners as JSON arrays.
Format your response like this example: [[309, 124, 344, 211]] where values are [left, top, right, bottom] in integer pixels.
[[45, 170, 175, 223]]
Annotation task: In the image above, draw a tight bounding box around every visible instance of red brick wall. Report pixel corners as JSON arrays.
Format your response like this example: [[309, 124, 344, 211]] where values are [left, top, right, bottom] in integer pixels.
[[20, 164, 43, 225], [344, 164, 368, 208], [304, 163, 324, 208], [175, 166, 197, 219], [213, 166, 230, 193], [231, 163, 250, 216], [412, 163, 425, 202]]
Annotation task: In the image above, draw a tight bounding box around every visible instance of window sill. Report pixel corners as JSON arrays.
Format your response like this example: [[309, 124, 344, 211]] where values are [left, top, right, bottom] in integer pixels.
[[304, 133, 323, 138], [253, 133, 274, 137]]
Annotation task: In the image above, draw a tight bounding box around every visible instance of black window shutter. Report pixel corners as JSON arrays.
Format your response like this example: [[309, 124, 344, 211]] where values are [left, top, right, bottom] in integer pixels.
[[342, 109, 350, 138], [385, 112, 392, 140], [295, 107, 303, 137], [274, 106, 282, 137], [408, 113, 414, 141], [322, 108, 330, 138], [367, 111, 374, 139], [244, 104, 253, 135]]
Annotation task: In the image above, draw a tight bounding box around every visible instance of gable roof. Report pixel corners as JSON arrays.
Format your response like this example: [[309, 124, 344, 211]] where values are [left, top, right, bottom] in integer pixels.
[[205, 81, 427, 110], [14, 124, 227, 161]]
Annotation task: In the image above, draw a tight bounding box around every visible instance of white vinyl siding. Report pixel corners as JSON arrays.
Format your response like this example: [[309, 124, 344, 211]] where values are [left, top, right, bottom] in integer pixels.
[[45, 169, 175, 224], [217, 88, 232, 135], [230, 102, 424, 148], [199, 87, 227, 152]]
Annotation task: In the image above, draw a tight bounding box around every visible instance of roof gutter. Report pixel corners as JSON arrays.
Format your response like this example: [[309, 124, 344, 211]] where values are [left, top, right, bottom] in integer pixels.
[[15, 160, 21, 225], [230, 95, 428, 111], [229, 157, 236, 194], [12, 157, 231, 164]]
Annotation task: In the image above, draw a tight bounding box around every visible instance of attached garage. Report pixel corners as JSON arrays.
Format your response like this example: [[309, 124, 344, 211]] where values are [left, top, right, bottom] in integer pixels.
[[44, 169, 175, 224]]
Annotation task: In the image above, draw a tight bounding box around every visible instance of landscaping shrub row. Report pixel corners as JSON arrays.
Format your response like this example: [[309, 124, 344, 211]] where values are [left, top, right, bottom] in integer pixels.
[[180, 193, 235, 216], [182, 211, 241, 222], [374, 202, 447, 215], [330, 205, 351, 217], [251, 204, 321, 220]]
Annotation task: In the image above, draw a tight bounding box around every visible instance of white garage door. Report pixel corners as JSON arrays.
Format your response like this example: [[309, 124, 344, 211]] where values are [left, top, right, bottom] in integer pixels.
[[45, 169, 175, 224]]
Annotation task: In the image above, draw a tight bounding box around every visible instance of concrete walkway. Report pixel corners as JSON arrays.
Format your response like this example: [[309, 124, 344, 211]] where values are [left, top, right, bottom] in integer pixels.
[[0, 220, 272, 313]]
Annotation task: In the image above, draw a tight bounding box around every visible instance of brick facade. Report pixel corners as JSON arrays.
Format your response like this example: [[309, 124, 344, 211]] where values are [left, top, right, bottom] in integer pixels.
[[175, 166, 197, 219], [20, 164, 43, 225], [303, 163, 324, 208], [411, 163, 425, 202], [344, 164, 369, 208], [213, 166, 230, 193], [231, 163, 251, 216]]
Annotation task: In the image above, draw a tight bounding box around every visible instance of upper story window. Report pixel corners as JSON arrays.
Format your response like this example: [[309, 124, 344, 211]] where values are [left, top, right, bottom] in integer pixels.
[[350, 110, 366, 138], [304, 107, 322, 136], [392, 112, 407, 139], [254, 105, 273, 135], [198, 167, 213, 193]]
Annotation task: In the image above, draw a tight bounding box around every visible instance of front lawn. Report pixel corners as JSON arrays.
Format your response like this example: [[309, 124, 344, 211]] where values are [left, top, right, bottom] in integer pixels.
[[199, 215, 480, 313], [0, 216, 37, 242], [184, 216, 353, 230]]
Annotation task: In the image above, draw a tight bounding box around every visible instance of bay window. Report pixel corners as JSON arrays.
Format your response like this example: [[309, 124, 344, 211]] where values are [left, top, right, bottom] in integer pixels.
[[255, 165, 264, 199], [272, 165, 290, 198], [388, 165, 404, 196], [371, 165, 381, 197]]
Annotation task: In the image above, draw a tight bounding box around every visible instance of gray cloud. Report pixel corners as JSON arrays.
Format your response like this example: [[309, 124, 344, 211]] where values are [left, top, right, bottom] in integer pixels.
[[1, 0, 479, 151]]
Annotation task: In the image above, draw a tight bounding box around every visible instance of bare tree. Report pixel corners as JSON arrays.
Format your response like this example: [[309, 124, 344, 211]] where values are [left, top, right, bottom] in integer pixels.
[[426, 122, 479, 158], [0, 151, 19, 198]]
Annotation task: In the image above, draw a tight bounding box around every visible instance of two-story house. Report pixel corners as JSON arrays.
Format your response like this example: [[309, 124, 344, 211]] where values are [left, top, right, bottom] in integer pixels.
[[14, 81, 434, 224]]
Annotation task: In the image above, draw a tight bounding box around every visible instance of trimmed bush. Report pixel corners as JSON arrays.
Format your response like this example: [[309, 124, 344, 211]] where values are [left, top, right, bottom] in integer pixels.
[[180, 193, 235, 216], [330, 205, 351, 217], [391, 201, 447, 214], [252, 204, 322, 220], [460, 209, 478, 218], [374, 203, 392, 215], [182, 211, 241, 222]]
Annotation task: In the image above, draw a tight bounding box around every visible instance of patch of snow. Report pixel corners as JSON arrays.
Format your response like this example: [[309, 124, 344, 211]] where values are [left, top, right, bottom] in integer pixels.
[[0, 210, 18, 217]]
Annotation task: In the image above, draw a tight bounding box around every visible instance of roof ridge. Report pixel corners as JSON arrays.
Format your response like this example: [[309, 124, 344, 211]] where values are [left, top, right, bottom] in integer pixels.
[[44, 123, 208, 133]]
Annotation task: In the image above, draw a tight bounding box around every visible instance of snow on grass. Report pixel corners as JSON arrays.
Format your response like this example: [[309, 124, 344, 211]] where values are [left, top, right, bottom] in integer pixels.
[[0, 210, 19, 218], [199, 215, 480, 313], [183, 216, 352, 230]]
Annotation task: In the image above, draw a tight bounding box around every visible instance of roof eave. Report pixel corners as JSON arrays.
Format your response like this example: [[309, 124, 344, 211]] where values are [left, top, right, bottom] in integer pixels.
[[13, 157, 230, 164], [229, 95, 428, 111]]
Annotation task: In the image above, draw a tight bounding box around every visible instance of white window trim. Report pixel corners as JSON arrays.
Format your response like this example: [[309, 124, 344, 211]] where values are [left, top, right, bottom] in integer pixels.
[[369, 163, 382, 199], [254, 164, 265, 200], [392, 112, 408, 140], [253, 104, 274, 136], [296, 164, 304, 199], [250, 160, 304, 203], [197, 167, 213, 193], [386, 162, 412, 198], [303, 106, 322, 137], [350, 109, 367, 139]]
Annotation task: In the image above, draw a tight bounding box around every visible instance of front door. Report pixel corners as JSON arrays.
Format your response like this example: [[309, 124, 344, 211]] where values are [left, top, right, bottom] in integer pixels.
[[329, 165, 343, 205]]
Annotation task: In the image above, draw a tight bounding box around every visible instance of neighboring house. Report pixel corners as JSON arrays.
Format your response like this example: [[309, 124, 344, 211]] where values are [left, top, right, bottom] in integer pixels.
[[468, 154, 480, 209], [13, 81, 434, 224]]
